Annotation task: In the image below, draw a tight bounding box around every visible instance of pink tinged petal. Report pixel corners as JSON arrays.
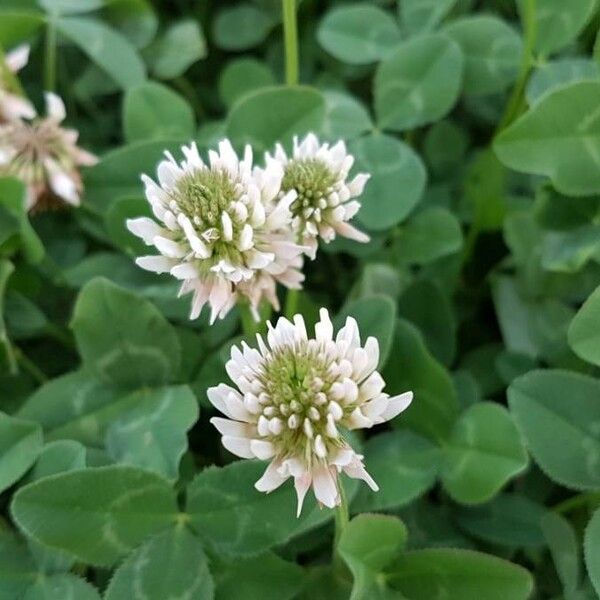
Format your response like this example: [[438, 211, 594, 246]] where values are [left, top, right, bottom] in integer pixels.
[[250, 439, 276, 459], [49, 170, 79, 205], [210, 417, 253, 437], [136, 255, 176, 273], [348, 173, 370, 197], [315, 308, 333, 344], [293, 472, 312, 517], [312, 466, 339, 509], [209, 279, 233, 325], [5, 44, 29, 72], [2, 94, 36, 120], [44, 92, 66, 122], [170, 262, 199, 280], [379, 391, 413, 422], [343, 459, 379, 491], [246, 249, 274, 269], [74, 148, 98, 167], [153, 236, 186, 258], [221, 436, 254, 459], [343, 200, 362, 220], [255, 460, 289, 493], [361, 394, 390, 421], [360, 371, 386, 400], [189, 286, 209, 320], [335, 221, 370, 243], [330, 447, 355, 467], [347, 407, 373, 430], [157, 160, 181, 189], [207, 384, 240, 417], [126, 217, 161, 244]]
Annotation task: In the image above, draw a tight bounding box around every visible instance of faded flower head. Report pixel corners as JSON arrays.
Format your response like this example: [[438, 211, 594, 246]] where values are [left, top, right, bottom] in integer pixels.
[[0, 45, 35, 123], [208, 308, 413, 516], [265, 133, 370, 259], [127, 139, 305, 323], [0, 93, 97, 211]]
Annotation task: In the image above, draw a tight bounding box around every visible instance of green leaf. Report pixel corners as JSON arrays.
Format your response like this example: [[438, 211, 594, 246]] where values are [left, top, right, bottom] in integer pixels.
[[123, 82, 195, 142], [11, 466, 178, 566], [375, 33, 463, 131], [85, 139, 188, 210], [395, 208, 463, 266], [103, 0, 158, 49], [423, 119, 469, 178], [187, 459, 356, 556], [0, 177, 44, 263], [28, 440, 86, 482], [388, 549, 533, 600], [382, 319, 459, 443], [18, 371, 190, 447], [527, 58, 600, 105], [149, 19, 206, 79], [104, 526, 213, 600], [105, 197, 151, 255], [568, 284, 600, 366], [0, 10, 45, 47], [531, 0, 598, 56], [494, 81, 600, 196], [442, 402, 528, 504], [23, 574, 101, 600], [213, 3, 273, 51], [443, 16, 522, 96], [585, 508, 600, 597], [334, 295, 396, 368], [399, 0, 458, 35], [56, 16, 146, 89], [349, 134, 426, 231], [0, 530, 36, 599], [219, 58, 275, 108], [105, 385, 198, 480], [71, 278, 181, 388], [317, 3, 401, 65], [542, 224, 600, 273], [214, 552, 304, 600], [226, 86, 325, 154], [321, 91, 373, 141], [508, 369, 600, 490], [0, 412, 42, 494], [542, 512, 580, 594], [339, 514, 407, 600], [352, 430, 440, 513], [398, 278, 457, 365], [39, 0, 102, 14], [456, 494, 548, 547]]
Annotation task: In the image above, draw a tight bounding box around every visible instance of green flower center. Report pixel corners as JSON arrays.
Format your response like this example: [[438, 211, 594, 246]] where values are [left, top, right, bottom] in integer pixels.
[[173, 168, 238, 230], [282, 158, 338, 215]]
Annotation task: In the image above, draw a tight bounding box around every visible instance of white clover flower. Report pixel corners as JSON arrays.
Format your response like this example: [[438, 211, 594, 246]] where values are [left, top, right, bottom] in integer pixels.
[[127, 139, 306, 323], [0, 92, 97, 211], [208, 308, 413, 516], [265, 133, 370, 259], [0, 45, 36, 123]]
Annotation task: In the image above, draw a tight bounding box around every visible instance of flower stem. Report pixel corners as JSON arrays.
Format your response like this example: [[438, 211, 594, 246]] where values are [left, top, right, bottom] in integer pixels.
[[284, 289, 299, 319], [44, 17, 58, 93], [553, 492, 600, 515], [282, 0, 299, 86], [15, 347, 47, 384], [239, 303, 260, 338], [332, 484, 349, 577], [495, 0, 537, 134]]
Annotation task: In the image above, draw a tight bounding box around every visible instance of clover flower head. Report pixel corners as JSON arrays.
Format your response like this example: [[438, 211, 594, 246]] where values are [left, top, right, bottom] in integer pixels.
[[0, 92, 98, 211], [0, 45, 36, 123], [208, 308, 413, 516], [127, 139, 306, 323], [265, 133, 370, 259]]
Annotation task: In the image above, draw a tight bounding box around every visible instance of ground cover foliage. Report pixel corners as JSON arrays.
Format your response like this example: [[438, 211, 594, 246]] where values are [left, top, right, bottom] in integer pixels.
[[0, 0, 600, 599]]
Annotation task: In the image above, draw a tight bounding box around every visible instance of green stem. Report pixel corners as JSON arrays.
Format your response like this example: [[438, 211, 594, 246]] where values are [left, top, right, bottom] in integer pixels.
[[44, 17, 58, 93], [553, 492, 600, 515], [332, 484, 349, 577], [284, 289, 299, 319], [239, 303, 260, 338], [1, 336, 17, 376], [495, 0, 537, 133], [282, 0, 299, 86]]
